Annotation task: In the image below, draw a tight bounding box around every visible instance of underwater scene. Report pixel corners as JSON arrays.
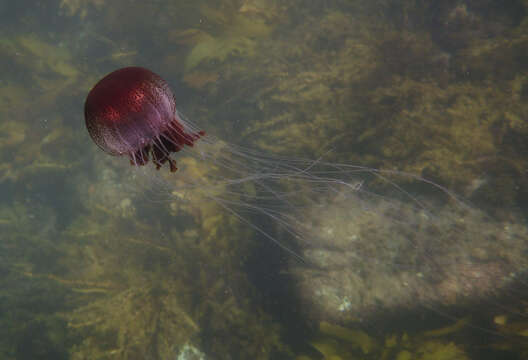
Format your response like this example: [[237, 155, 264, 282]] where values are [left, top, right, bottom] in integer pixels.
[[1, 0, 528, 359]]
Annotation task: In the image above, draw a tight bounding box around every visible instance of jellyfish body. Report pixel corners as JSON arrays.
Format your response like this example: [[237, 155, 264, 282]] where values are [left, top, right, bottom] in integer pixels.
[[84, 67, 204, 172]]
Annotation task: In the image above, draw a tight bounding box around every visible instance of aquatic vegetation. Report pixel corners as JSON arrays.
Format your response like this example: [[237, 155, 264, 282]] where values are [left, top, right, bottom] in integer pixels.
[[192, 1, 528, 210], [171, 0, 276, 83], [492, 314, 528, 358], [297, 319, 472, 360], [59, 0, 106, 18], [183, 70, 220, 90], [0, 199, 72, 359], [66, 285, 200, 359], [0, 32, 86, 188], [319, 321, 378, 355], [16, 148, 289, 358]]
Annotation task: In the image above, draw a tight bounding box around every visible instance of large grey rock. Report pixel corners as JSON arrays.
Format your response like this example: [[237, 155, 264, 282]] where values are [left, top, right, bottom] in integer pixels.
[[291, 191, 528, 324]]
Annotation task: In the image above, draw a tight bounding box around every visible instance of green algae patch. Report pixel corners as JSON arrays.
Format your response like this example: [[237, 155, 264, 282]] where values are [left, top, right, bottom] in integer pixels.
[[319, 321, 378, 355], [183, 3, 273, 72]]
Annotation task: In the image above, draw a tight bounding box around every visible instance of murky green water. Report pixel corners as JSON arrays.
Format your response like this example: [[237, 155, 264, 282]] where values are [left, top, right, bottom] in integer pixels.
[[1, 1, 528, 359]]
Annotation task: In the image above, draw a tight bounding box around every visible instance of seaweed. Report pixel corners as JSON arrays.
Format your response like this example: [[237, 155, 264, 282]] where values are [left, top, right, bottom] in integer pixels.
[[297, 319, 471, 360]]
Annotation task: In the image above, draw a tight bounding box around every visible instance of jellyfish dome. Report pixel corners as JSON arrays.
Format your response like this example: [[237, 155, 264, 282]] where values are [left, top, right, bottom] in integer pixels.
[[84, 67, 204, 172]]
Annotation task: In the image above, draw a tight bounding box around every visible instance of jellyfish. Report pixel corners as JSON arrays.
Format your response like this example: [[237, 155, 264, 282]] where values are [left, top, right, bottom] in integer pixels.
[[84, 67, 528, 334], [85, 67, 205, 173], [85, 67, 442, 257]]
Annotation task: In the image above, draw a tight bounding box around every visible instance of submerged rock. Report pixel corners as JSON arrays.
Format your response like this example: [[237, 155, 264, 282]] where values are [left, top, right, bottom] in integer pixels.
[[291, 191, 528, 324]]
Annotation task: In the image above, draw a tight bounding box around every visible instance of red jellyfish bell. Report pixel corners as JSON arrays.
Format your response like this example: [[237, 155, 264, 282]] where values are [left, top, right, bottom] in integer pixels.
[[84, 67, 205, 172]]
